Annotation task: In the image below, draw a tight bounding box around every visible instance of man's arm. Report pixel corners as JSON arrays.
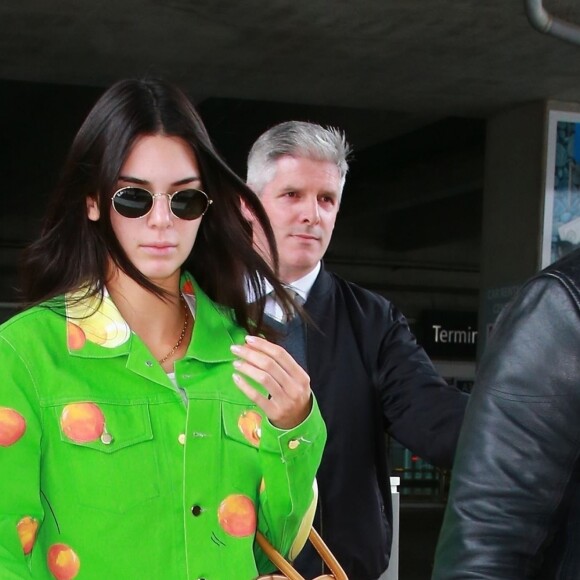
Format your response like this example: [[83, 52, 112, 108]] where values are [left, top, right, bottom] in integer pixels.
[[432, 276, 580, 578], [375, 302, 468, 468]]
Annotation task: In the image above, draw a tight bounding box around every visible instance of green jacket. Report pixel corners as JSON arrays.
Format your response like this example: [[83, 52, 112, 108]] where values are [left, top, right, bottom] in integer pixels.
[[0, 274, 326, 579]]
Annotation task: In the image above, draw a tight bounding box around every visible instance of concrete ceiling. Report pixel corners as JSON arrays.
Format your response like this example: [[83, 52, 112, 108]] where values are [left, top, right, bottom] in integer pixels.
[[2, 0, 580, 306], [3, 0, 580, 114]]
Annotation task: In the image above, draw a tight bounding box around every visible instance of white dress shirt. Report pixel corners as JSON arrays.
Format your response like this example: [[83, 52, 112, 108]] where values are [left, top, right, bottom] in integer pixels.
[[255, 262, 321, 322]]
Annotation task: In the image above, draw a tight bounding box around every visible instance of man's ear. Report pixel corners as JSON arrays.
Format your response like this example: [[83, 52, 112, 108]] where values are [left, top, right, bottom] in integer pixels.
[[86, 196, 100, 221], [240, 197, 255, 224], [241, 196, 272, 265]]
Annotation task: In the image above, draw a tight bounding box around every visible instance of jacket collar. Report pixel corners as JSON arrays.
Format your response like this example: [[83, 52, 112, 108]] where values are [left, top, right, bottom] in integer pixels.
[[65, 288, 132, 359], [65, 273, 240, 363], [186, 276, 240, 363], [304, 261, 332, 307]]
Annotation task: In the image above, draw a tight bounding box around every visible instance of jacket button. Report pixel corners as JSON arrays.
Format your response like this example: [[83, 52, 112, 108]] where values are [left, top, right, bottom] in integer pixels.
[[288, 439, 300, 450], [191, 505, 202, 516], [178, 433, 186, 445]]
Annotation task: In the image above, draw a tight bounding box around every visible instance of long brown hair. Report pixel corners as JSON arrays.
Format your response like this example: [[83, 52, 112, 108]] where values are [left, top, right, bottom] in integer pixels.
[[21, 78, 292, 334]]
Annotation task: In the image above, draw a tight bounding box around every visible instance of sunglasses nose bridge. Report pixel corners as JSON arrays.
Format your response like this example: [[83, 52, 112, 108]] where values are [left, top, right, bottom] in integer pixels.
[[151, 192, 172, 203], [148, 192, 174, 221]]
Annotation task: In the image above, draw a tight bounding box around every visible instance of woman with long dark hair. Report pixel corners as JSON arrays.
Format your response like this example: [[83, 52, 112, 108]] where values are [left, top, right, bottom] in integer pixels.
[[0, 78, 325, 579]]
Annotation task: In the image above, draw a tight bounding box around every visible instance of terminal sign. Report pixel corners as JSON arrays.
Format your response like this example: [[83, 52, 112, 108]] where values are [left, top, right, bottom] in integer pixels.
[[432, 324, 477, 345], [417, 311, 478, 359]]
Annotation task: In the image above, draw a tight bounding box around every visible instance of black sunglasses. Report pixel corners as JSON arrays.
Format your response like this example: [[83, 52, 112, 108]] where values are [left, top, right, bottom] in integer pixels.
[[111, 187, 212, 220]]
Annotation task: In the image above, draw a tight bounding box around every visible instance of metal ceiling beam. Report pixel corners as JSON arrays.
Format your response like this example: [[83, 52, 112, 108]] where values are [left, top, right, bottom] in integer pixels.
[[525, 0, 580, 46]]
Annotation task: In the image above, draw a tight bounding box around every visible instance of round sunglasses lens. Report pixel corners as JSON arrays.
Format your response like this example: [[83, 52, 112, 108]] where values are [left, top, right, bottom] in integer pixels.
[[171, 189, 209, 220], [113, 188, 153, 218]]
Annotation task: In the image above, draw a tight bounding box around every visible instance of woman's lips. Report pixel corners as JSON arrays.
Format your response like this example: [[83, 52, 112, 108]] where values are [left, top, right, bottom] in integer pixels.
[[141, 243, 177, 255]]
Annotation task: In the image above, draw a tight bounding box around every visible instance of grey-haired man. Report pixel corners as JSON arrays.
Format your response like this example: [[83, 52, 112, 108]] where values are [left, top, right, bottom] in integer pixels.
[[246, 121, 468, 580]]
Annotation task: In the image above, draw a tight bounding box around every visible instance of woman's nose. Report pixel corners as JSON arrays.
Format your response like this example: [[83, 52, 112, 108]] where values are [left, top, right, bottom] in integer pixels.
[[147, 193, 174, 227]]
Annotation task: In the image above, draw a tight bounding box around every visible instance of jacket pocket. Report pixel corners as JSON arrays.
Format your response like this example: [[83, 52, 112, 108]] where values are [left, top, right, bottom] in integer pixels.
[[55, 401, 160, 513], [221, 402, 262, 487], [222, 401, 264, 449]]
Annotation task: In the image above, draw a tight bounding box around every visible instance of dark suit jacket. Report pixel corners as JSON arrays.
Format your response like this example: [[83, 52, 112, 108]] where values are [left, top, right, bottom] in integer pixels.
[[295, 264, 468, 579]]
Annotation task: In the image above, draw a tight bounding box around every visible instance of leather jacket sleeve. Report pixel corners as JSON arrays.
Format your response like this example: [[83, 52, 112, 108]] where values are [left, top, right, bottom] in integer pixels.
[[432, 275, 580, 579]]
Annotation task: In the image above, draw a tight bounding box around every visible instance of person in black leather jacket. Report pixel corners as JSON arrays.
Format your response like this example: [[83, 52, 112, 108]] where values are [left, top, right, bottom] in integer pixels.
[[246, 121, 469, 580], [433, 248, 580, 579]]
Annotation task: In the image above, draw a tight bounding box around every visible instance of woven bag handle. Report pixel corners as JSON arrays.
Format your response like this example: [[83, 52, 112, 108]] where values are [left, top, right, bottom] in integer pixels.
[[255, 528, 348, 580], [255, 531, 305, 580], [307, 528, 348, 580]]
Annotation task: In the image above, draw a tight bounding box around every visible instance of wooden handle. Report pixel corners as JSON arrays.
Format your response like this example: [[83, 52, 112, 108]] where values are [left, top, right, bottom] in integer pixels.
[[256, 527, 349, 580], [256, 531, 306, 580], [308, 528, 349, 580]]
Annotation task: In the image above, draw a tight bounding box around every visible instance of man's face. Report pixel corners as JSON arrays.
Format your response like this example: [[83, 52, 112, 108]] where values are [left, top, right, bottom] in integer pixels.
[[255, 155, 342, 283]]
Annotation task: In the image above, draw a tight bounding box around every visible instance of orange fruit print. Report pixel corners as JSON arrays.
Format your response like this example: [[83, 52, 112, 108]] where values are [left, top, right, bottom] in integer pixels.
[[47, 544, 80, 580], [60, 403, 105, 443], [238, 410, 262, 447], [17, 516, 39, 554], [218, 494, 257, 537], [65, 293, 131, 348], [0, 407, 26, 446], [66, 322, 86, 350]]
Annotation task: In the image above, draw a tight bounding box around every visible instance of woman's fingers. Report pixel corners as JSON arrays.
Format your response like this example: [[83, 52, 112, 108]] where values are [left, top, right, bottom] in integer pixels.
[[241, 335, 310, 381], [230, 336, 312, 430]]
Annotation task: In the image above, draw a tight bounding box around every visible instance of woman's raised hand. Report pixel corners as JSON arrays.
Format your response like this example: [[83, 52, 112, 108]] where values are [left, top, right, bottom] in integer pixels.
[[231, 336, 312, 430]]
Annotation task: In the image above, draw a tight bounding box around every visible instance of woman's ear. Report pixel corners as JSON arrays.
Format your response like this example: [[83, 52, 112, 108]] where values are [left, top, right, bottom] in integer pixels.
[[86, 196, 100, 221]]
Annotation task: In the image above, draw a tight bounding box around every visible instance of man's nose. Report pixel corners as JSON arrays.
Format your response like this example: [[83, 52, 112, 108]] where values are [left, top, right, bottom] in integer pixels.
[[301, 197, 320, 224]]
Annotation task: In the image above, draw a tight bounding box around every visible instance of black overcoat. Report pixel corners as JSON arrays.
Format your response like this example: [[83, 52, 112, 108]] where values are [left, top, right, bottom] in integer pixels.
[[296, 264, 468, 579]]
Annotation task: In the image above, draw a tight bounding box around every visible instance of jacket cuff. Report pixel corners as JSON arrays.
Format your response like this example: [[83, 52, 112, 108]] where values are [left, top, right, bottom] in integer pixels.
[[259, 395, 326, 460]]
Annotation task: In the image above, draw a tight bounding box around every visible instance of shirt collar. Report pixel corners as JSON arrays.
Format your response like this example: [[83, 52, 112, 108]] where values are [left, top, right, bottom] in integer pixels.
[[250, 262, 320, 301], [284, 262, 320, 302]]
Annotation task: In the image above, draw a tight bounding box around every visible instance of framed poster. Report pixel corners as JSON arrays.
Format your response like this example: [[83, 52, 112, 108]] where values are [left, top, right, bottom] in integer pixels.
[[542, 110, 580, 267]]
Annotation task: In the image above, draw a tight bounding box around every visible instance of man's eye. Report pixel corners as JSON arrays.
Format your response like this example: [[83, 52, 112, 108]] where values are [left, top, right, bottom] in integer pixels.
[[284, 191, 297, 198], [321, 196, 335, 205]]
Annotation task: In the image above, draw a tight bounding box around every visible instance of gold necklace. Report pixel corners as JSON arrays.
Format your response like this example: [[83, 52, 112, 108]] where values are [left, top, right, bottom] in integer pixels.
[[158, 296, 189, 364]]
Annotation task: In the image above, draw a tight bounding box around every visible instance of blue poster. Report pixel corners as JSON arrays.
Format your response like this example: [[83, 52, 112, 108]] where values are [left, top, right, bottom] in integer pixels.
[[550, 121, 580, 263]]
